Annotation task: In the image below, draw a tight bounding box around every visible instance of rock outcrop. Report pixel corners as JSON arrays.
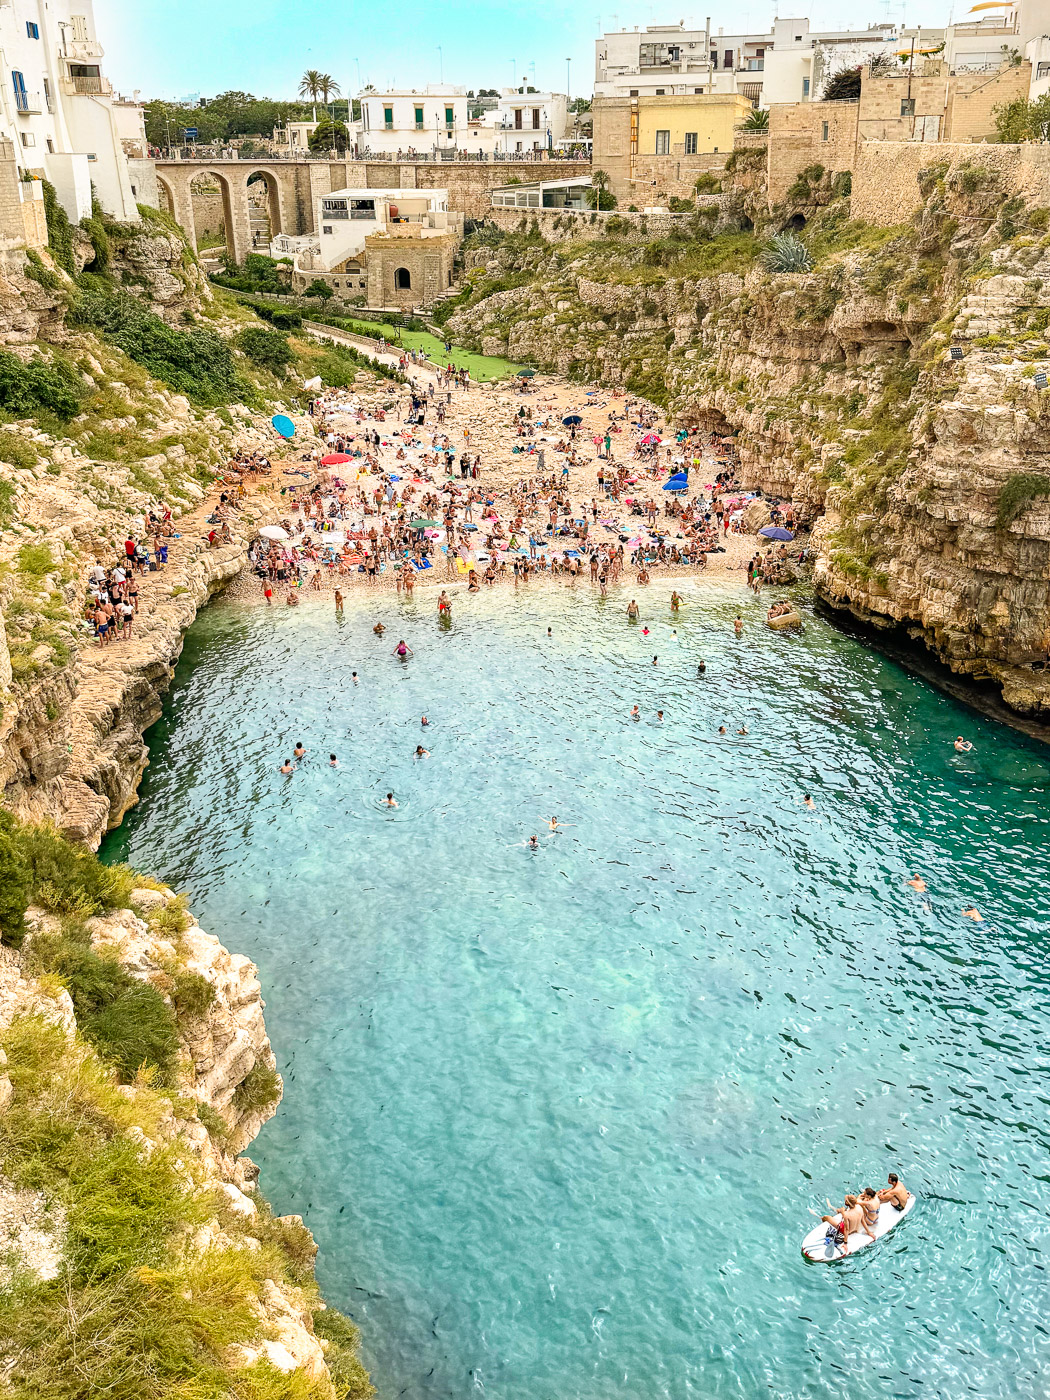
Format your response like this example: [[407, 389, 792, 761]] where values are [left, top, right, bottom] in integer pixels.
[[0, 885, 369, 1394]]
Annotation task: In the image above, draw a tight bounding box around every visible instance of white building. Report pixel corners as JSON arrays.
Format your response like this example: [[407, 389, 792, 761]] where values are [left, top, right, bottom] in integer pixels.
[[357, 86, 482, 155], [901, 4, 1035, 77], [492, 88, 569, 154], [595, 18, 899, 106], [299, 187, 453, 274], [0, 0, 138, 222], [272, 120, 319, 154]]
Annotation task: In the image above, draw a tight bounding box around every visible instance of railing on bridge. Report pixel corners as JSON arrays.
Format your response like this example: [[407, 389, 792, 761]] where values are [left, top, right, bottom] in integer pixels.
[[155, 148, 591, 165]]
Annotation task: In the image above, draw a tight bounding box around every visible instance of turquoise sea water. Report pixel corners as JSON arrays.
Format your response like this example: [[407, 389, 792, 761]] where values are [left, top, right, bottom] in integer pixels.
[[102, 582, 1050, 1400]]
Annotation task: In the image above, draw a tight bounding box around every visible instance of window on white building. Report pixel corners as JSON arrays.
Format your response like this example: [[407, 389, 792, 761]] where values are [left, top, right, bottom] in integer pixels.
[[803, 77, 810, 96], [655, 129, 670, 154], [21, 132, 35, 146], [43, 77, 52, 110], [684, 132, 698, 154], [323, 224, 333, 234], [26, 21, 39, 38], [46, 137, 54, 152]]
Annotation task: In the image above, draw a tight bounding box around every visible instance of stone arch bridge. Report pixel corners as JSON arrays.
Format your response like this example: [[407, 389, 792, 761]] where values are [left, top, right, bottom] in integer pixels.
[[154, 157, 590, 265]]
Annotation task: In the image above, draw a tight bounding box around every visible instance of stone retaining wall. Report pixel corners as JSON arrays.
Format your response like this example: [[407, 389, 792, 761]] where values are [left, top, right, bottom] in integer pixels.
[[852, 142, 1050, 224]]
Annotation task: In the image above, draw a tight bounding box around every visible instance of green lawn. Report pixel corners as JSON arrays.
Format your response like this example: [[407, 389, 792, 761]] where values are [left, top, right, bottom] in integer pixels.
[[312, 315, 527, 382]]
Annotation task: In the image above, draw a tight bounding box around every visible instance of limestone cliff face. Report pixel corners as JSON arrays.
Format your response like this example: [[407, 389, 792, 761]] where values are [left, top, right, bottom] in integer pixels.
[[0, 890, 353, 1391], [450, 169, 1050, 717]]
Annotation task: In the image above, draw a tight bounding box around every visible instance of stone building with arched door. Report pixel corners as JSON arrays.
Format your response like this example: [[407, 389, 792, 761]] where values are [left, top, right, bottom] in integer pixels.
[[292, 186, 462, 311]]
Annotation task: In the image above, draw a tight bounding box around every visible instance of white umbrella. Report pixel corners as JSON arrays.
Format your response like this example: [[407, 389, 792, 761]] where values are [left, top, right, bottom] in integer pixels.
[[259, 524, 289, 541]]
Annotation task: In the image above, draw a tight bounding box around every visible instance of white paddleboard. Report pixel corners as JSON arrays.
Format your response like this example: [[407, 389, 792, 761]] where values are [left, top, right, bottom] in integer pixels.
[[801, 1196, 915, 1262]]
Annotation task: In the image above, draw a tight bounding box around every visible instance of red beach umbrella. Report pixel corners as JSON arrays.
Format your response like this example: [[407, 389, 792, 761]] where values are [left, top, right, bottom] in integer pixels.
[[320, 453, 353, 466]]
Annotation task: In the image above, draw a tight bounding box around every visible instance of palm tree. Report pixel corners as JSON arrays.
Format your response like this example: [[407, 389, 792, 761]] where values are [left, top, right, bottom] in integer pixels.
[[299, 69, 323, 120], [317, 74, 341, 103], [743, 107, 769, 131]]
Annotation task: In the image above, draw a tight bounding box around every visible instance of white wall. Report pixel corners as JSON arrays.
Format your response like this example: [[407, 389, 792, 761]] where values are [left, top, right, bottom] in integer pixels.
[[358, 89, 472, 152], [0, 0, 137, 221]]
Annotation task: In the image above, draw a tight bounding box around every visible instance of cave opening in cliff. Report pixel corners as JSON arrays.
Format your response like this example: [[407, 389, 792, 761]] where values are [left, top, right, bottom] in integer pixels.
[[783, 212, 807, 232]]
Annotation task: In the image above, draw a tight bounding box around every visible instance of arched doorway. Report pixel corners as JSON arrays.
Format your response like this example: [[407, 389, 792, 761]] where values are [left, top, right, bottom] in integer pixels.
[[394, 267, 411, 290], [189, 170, 234, 256], [245, 171, 282, 251]]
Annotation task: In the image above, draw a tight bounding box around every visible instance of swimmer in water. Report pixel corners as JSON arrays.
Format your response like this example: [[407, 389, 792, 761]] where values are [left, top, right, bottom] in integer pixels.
[[393, 639, 413, 658], [737, 725, 748, 735], [293, 742, 306, 760], [907, 874, 927, 893], [415, 745, 429, 758], [329, 754, 338, 767], [528, 834, 539, 849], [656, 710, 664, 721], [642, 626, 650, 636], [670, 591, 682, 611], [630, 705, 640, 720], [803, 794, 816, 809], [279, 759, 295, 775], [962, 906, 983, 921], [697, 660, 706, 674], [334, 590, 344, 613], [547, 627, 552, 637], [373, 622, 385, 635], [718, 725, 727, 735], [421, 715, 430, 726], [652, 655, 658, 665], [627, 599, 639, 619], [670, 629, 678, 643], [954, 736, 973, 752], [352, 671, 358, 684], [383, 792, 398, 807], [734, 616, 743, 636]]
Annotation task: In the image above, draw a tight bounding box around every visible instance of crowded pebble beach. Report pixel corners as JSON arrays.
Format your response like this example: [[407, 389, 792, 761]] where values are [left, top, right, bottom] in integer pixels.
[[227, 351, 812, 607]]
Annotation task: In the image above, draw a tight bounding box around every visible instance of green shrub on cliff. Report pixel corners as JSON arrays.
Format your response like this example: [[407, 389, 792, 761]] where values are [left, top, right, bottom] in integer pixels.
[[238, 325, 294, 376], [0, 350, 82, 421], [0, 813, 31, 948], [997, 472, 1050, 529], [69, 290, 245, 406]]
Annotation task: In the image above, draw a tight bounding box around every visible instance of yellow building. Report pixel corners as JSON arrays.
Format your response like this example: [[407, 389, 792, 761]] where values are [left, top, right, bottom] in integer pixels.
[[635, 93, 752, 158], [593, 92, 752, 204]]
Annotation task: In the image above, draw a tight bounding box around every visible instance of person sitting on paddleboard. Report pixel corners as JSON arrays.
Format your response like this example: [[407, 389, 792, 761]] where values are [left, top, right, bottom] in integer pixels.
[[859, 1188, 880, 1240], [821, 1195, 862, 1251], [878, 1173, 910, 1212]]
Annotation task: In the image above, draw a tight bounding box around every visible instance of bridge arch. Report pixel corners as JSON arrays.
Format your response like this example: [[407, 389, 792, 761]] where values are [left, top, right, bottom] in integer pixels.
[[244, 170, 284, 251]]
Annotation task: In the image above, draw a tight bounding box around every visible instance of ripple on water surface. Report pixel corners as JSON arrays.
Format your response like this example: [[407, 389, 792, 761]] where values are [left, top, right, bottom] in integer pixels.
[[102, 585, 1050, 1400]]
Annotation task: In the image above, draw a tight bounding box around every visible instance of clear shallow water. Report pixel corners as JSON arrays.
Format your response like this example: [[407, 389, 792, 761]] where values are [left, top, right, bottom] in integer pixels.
[[102, 583, 1050, 1400]]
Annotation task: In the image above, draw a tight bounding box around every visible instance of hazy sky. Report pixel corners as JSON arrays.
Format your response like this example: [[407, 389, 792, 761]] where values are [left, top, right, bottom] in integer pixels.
[[94, 0, 976, 101]]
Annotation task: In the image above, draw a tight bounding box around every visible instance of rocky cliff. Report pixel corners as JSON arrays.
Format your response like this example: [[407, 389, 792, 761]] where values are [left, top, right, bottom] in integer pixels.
[[449, 162, 1050, 719], [0, 867, 371, 1398]]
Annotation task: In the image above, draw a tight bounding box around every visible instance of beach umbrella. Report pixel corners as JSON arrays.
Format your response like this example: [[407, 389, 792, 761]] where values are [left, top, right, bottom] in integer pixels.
[[640, 433, 662, 445], [759, 525, 795, 541], [271, 414, 295, 438], [663, 474, 688, 491], [409, 519, 441, 530], [562, 414, 583, 425], [517, 369, 536, 378], [259, 525, 289, 541], [320, 452, 352, 466]]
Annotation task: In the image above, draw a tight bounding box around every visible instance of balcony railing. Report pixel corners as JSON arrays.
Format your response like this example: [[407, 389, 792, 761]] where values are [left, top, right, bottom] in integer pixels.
[[61, 74, 113, 96], [14, 90, 42, 113]]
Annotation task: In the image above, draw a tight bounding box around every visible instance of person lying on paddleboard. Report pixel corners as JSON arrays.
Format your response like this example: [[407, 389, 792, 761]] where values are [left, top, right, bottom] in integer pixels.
[[878, 1173, 910, 1211]]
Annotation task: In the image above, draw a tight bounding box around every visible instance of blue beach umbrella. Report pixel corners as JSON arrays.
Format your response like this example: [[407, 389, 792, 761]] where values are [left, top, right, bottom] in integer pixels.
[[663, 474, 689, 492], [759, 525, 794, 541], [562, 414, 583, 425], [271, 414, 295, 438]]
